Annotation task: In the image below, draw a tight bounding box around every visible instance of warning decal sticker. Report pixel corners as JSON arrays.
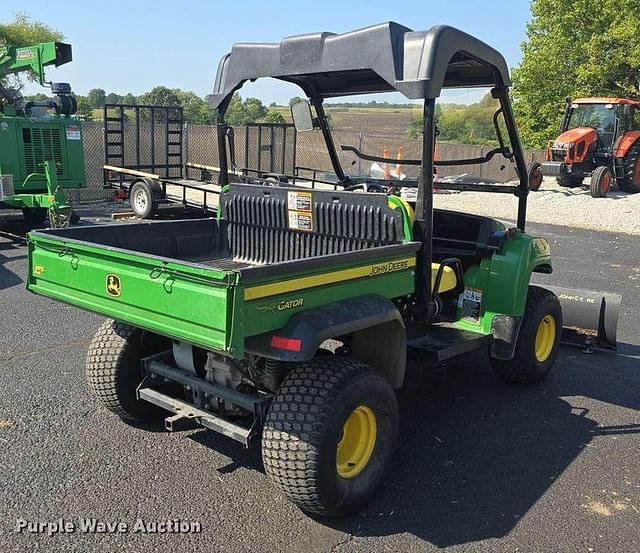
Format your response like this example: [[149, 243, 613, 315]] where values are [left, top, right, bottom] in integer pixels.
[[458, 287, 483, 322], [66, 127, 81, 140], [287, 191, 313, 232]]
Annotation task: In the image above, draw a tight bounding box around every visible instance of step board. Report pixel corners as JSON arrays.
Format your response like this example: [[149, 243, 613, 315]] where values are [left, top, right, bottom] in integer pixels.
[[408, 324, 492, 362]]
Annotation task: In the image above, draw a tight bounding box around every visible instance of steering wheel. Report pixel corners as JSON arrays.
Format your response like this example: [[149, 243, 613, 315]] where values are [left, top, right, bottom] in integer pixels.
[[344, 182, 387, 193]]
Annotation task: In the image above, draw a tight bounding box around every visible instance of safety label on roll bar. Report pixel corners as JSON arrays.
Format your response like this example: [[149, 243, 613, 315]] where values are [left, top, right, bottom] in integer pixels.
[[287, 191, 313, 232]]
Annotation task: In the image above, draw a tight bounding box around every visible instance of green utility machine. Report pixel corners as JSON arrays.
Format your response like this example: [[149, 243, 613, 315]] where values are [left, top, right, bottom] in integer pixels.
[[26, 23, 620, 517], [0, 41, 85, 226]]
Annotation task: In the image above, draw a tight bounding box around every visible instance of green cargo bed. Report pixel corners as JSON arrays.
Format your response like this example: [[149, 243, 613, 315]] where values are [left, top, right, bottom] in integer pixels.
[[28, 212, 419, 358]]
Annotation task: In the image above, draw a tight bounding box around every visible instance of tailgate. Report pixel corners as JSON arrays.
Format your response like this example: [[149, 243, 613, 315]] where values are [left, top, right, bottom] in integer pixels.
[[27, 232, 240, 354]]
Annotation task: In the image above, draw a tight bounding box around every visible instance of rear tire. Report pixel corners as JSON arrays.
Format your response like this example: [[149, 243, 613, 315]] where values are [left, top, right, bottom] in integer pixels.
[[617, 141, 640, 193], [590, 166, 613, 198], [491, 286, 562, 384], [556, 174, 583, 188], [129, 180, 157, 219], [22, 207, 48, 226], [86, 320, 169, 422], [262, 357, 399, 517]]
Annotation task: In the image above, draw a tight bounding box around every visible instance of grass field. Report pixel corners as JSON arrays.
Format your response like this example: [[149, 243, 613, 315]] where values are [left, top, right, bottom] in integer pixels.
[[91, 104, 421, 139], [271, 105, 420, 137]]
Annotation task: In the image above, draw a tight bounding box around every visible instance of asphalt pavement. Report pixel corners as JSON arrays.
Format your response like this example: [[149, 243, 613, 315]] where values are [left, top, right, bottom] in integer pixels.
[[0, 210, 638, 553]]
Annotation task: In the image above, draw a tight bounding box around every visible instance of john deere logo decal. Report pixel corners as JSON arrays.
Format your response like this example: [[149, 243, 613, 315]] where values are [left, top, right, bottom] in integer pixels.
[[106, 274, 121, 297]]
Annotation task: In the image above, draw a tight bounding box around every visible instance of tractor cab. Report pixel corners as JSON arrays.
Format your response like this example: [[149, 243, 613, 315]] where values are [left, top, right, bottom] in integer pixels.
[[542, 97, 640, 195]]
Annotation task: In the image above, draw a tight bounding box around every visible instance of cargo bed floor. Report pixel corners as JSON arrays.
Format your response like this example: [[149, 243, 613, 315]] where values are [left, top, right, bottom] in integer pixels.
[[185, 254, 255, 270]]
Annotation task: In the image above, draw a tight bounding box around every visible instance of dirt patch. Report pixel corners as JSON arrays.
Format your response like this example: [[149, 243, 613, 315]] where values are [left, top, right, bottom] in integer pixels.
[[0, 419, 14, 429]]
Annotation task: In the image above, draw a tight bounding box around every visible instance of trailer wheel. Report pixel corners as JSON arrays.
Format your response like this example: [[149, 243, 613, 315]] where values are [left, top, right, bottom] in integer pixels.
[[86, 320, 168, 422], [590, 166, 612, 198], [556, 175, 583, 188], [262, 357, 398, 517], [618, 141, 640, 193], [527, 162, 543, 191], [491, 286, 562, 384], [130, 180, 157, 219], [21, 207, 48, 226]]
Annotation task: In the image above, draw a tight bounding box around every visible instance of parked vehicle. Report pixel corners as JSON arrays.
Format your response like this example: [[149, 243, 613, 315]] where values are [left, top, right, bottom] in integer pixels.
[[542, 97, 640, 197], [27, 22, 620, 517], [0, 41, 84, 227]]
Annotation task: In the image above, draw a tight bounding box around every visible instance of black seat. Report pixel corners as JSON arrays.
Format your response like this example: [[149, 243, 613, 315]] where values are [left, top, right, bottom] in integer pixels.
[[432, 209, 499, 269]]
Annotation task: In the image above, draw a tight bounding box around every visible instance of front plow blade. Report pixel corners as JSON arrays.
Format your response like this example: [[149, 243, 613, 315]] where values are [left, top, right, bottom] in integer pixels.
[[539, 285, 621, 350]]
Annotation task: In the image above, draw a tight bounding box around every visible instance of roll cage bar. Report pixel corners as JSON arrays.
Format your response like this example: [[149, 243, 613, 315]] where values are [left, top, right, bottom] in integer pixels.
[[210, 22, 529, 321]]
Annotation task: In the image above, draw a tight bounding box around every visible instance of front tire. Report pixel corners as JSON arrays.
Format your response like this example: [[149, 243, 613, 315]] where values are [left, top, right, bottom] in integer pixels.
[[527, 162, 543, 191], [491, 286, 562, 384], [86, 320, 168, 422], [262, 357, 399, 517], [590, 166, 612, 198]]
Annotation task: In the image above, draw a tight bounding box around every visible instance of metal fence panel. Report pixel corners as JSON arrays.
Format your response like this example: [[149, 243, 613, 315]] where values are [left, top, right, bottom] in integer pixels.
[[74, 120, 545, 203]]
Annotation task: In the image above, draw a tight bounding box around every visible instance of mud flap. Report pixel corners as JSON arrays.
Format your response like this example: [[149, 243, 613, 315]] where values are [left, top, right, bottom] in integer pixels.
[[539, 285, 621, 350]]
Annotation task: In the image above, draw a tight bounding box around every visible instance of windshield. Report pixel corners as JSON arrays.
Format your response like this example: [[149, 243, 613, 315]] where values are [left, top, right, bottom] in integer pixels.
[[567, 103, 616, 134]]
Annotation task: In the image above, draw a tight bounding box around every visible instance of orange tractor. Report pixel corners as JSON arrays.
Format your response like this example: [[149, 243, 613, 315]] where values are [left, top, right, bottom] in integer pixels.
[[541, 97, 640, 197]]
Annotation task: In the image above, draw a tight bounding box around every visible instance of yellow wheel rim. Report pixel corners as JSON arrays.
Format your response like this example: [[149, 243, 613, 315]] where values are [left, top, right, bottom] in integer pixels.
[[336, 405, 377, 479], [535, 314, 556, 362]]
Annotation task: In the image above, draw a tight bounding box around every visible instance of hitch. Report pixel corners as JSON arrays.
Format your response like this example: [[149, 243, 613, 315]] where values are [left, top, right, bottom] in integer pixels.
[[137, 353, 272, 448]]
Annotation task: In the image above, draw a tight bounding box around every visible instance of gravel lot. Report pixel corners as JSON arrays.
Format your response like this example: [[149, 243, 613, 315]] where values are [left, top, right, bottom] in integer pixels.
[[0, 209, 639, 553], [433, 177, 640, 235]]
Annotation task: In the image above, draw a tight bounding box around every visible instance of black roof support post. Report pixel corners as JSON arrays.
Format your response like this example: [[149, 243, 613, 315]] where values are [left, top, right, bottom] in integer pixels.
[[311, 99, 348, 184], [217, 121, 229, 186], [413, 98, 437, 320], [494, 86, 528, 231]]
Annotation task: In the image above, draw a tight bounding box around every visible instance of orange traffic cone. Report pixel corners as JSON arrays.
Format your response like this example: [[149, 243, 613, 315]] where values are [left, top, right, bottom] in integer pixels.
[[395, 146, 403, 177], [383, 146, 391, 179]]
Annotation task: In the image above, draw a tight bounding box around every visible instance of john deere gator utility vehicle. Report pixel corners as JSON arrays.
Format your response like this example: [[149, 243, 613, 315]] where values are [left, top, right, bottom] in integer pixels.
[[542, 97, 640, 197], [26, 23, 620, 517], [0, 41, 84, 226]]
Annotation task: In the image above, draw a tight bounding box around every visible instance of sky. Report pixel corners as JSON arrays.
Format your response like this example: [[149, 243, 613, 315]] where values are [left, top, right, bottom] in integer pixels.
[[12, 0, 533, 105]]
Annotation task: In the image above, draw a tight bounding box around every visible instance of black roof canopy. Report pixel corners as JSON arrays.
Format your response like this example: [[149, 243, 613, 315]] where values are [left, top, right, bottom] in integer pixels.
[[209, 22, 511, 110]]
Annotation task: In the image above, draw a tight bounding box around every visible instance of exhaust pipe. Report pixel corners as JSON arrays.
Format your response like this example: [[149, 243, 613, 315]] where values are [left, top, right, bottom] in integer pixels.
[[539, 285, 621, 350]]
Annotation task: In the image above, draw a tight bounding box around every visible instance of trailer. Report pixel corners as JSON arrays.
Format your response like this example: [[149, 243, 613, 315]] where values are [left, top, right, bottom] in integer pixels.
[[102, 104, 298, 218]]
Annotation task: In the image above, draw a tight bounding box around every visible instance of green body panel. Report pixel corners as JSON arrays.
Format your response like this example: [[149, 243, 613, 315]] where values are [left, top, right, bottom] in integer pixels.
[[243, 269, 415, 336], [453, 231, 552, 335], [0, 42, 70, 85], [27, 235, 238, 354]]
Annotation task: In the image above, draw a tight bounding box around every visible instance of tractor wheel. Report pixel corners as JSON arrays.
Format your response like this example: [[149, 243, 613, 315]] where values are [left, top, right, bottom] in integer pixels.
[[129, 180, 157, 219], [262, 357, 398, 517], [21, 207, 48, 227], [556, 174, 583, 188], [86, 320, 170, 423], [527, 162, 544, 191], [491, 286, 562, 384], [617, 141, 640, 193], [590, 166, 613, 198]]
